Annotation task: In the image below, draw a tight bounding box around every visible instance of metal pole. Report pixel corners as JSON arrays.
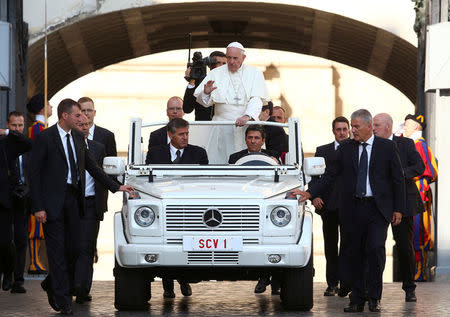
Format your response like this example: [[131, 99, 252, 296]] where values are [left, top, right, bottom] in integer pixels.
[[44, 0, 48, 127]]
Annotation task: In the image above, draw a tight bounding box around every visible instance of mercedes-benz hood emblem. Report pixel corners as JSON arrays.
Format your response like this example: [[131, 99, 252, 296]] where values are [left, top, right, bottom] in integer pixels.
[[203, 209, 223, 227]]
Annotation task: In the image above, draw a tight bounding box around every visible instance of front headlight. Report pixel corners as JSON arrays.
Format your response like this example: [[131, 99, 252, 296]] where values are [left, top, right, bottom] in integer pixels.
[[270, 206, 291, 227], [134, 206, 155, 227]]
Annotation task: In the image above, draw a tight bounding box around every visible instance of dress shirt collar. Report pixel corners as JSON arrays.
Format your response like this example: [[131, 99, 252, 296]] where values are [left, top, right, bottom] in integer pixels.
[[169, 143, 184, 160], [361, 134, 374, 146], [334, 140, 340, 150], [57, 122, 71, 138], [88, 124, 95, 140], [389, 134, 394, 140]]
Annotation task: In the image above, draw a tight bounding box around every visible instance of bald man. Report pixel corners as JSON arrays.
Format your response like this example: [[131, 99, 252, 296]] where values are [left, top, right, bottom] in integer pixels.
[[373, 113, 424, 302], [147, 96, 184, 152]]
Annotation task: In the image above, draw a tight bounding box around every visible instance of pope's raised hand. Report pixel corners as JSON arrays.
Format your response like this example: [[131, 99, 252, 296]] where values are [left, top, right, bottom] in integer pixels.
[[203, 80, 217, 94]]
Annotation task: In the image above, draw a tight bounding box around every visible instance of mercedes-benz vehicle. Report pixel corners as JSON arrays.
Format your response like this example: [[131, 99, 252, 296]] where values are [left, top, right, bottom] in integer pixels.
[[103, 118, 325, 311]]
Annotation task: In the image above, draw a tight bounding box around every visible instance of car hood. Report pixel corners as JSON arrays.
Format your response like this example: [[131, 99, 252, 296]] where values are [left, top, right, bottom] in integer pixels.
[[130, 176, 302, 199]]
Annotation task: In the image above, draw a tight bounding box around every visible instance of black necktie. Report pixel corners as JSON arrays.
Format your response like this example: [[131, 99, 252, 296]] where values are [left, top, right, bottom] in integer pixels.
[[66, 133, 78, 186], [173, 150, 181, 164], [355, 142, 368, 198]]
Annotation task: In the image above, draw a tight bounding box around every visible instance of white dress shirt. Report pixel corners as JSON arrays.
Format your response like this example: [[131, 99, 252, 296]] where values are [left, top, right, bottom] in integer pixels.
[[84, 140, 95, 196], [57, 123, 78, 184], [334, 140, 340, 150], [88, 124, 95, 141], [169, 143, 184, 162], [358, 134, 374, 197]]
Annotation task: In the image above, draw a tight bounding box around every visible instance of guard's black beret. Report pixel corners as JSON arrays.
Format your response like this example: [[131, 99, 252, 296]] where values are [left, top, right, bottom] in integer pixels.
[[405, 113, 426, 130], [26, 94, 44, 114]]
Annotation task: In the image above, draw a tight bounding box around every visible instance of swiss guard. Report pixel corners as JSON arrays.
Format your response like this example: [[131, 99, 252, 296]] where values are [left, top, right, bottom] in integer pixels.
[[403, 114, 438, 281], [26, 93, 52, 274]]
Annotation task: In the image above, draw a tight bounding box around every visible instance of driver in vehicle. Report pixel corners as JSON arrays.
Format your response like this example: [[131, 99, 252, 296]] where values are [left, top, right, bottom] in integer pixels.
[[228, 125, 278, 164]]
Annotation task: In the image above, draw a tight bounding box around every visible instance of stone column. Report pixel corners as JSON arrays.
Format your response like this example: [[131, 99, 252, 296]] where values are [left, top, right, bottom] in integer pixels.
[[435, 89, 450, 280]]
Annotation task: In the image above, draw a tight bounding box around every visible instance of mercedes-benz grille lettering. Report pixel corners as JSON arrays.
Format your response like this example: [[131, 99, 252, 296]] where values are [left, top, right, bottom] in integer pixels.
[[203, 209, 223, 227]]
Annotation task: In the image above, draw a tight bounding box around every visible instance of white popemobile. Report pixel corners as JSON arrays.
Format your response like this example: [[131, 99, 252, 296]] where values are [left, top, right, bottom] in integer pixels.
[[103, 118, 325, 311]]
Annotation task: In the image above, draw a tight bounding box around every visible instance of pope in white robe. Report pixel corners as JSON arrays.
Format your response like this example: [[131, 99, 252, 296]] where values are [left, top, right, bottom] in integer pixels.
[[194, 42, 270, 164]]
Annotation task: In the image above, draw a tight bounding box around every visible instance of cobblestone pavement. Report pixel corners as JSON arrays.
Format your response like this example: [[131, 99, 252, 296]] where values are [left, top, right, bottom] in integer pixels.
[[0, 280, 448, 316]]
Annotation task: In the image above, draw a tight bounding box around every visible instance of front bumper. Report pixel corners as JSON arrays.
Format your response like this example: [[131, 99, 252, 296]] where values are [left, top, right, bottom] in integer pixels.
[[114, 211, 312, 268]]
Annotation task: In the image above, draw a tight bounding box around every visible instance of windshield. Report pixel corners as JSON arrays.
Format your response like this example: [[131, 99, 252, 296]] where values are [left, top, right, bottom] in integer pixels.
[[128, 119, 301, 169]]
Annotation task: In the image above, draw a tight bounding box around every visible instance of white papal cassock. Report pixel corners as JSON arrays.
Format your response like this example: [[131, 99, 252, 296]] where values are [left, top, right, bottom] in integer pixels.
[[194, 63, 270, 164]]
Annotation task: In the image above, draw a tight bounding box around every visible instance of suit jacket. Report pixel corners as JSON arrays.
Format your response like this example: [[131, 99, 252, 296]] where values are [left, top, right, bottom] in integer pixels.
[[393, 135, 425, 217], [146, 144, 208, 165], [87, 139, 108, 220], [183, 86, 214, 121], [228, 149, 272, 164], [30, 124, 120, 220], [264, 117, 288, 158], [0, 131, 32, 209], [309, 141, 340, 212], [147, 126, 168, 153], [308, 136, 405, 224], [93, 125, 117, 157]]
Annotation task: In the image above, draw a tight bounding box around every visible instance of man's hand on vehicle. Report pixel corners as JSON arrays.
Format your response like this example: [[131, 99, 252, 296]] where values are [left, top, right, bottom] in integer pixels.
[[290, 189, 311, 202], [119, 185, 134, 193], [235, 115, 251, 127]]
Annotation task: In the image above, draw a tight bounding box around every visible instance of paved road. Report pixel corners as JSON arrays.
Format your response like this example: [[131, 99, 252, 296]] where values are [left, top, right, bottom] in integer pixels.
[[0, 280, 448, 316]]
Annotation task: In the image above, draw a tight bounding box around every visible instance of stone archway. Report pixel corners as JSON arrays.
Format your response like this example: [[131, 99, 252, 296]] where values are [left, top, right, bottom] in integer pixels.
[[27, 1, 417, 103]]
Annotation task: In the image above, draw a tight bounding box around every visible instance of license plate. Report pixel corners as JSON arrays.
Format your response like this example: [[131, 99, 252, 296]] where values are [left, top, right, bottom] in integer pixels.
[[182, 236, 243, 251]]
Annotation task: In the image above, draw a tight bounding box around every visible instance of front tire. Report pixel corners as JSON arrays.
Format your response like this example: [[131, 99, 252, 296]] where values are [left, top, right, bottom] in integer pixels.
[[280, 254, 313, 311], [114, 261, 151, 311]]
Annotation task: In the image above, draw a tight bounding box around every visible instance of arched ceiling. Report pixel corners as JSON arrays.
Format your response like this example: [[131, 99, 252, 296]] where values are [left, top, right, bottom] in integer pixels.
[[27, 1, 417, 103]]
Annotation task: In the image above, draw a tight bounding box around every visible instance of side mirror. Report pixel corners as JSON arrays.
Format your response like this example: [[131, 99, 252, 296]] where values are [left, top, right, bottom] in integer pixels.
[[303, 157, 325, 176], [103, 157, 125, 176]]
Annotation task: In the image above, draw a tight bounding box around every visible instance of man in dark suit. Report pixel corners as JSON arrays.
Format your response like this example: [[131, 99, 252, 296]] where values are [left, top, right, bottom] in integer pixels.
[[78, 96, 117, 263], [146, 118, 207, 297], [73, 115, 109, 304], [296, 109, 405, 313], [78, 97, 117, 157], [309, 116, 350, 297], [147, 96, 185, 152], [183, 51, 227, 121], [228, 125, 277, 164], [373, 113, 424, 302], [5, 111, 32, 294], [0, 125, 32, 293], [31, 99, 133, 315], [258, 102, 288, 158]]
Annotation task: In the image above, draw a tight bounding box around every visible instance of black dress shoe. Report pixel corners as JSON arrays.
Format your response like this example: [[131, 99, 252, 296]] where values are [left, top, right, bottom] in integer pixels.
[[271, 287, 280, 295], [41, 280, 60, 312], [2, 274, 12, 291], [11, 281, 26, 294], [60, 306, 73, 315], [254, 278, 268, 294], [180, 283, 192, 296], [405, 290, 417, 302], [343, 302, 364, 312], [76, 294, 92, 304], [338, 286, 351, 298], [368, 299, 381, 312], [324, 285, 339, 296], [163, 290, 175, 298]]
